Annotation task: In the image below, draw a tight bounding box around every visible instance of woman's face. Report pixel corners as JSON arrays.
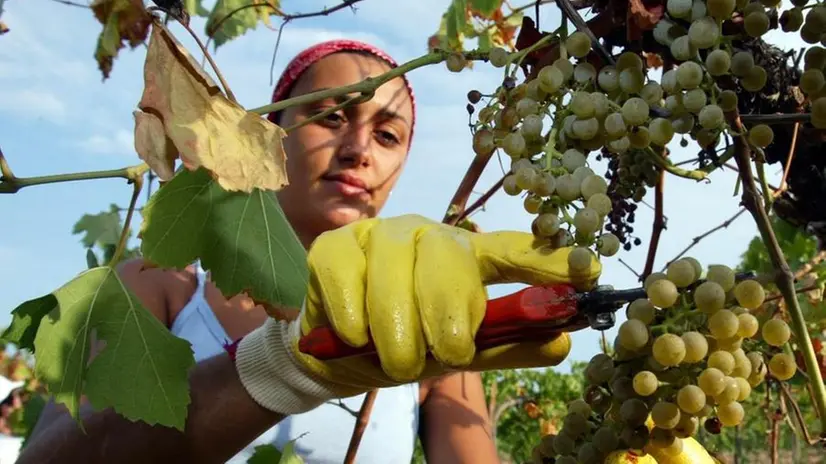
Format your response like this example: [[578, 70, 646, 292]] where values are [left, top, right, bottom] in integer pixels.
[[275, 52, 414, 248]]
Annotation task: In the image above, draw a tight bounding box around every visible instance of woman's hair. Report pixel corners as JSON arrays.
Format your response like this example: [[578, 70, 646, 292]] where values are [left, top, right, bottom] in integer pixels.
[[267, 40, 417, 143]]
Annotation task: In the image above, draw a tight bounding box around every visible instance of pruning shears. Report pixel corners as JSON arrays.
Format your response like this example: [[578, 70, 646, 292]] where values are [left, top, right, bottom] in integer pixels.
[[297, 272, 756, 361]]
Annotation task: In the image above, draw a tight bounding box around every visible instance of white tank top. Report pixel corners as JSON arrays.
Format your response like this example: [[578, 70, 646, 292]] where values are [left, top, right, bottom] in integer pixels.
[[170, 266, 421, 463]]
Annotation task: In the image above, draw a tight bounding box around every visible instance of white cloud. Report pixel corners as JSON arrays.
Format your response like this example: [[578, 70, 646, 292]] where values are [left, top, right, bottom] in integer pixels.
[[77, 129, 135, 157], [0, 89, 66, 122]]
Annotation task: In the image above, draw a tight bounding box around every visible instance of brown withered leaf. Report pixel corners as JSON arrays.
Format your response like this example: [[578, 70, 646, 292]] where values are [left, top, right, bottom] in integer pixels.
[[644, 51, 664, 69], [627, 0, 665, 41], [134, 20, 289, 193], [133, 111, 177, 181], [92, 0, 152, 79]]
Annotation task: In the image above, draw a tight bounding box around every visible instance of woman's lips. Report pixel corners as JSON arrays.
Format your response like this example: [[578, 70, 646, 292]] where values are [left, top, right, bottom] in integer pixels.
[[328, 179, 369, 197], [323, 174, 371, 198]]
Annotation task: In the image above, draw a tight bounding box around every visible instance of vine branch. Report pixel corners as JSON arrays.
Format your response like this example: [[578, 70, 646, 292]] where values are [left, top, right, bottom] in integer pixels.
[[249, 50, 489, 117], [278, 0, 363, 21], [777, 122, 800, 194], [453, 174, 507, 225], [794, 251, 826, 280], [641, 163, 665, 280], [0, 162, 149, 194], [343, 389, 378, 464], [285, 94, 371, 133], [763, 283, 822, 304], [555, 0, 614, 65], [443, 150, 499, 224], [47, 0, 90, 8], [206, 0, 365, 48], [727, 109, 826, 435], [779, 380, 822, 446], [663, 208, 747, 270], [167, 14, 237, 103], [740, 113, 811, 124]]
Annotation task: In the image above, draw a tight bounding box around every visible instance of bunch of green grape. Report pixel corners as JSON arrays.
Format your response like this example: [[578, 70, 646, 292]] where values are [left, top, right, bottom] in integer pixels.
[[652, 0, 826, 142], [455, 0, 826, 275], [529, 259, 796, 463]]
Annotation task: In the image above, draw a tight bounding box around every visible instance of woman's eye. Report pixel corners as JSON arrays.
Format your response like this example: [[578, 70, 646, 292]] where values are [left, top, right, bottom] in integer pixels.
[[376, 130, 400, 145], [314, 110, 345, 127]]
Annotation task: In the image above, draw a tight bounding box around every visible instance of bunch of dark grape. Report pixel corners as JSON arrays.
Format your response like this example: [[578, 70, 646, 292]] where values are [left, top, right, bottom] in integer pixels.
[[603, 155, 643, 251]]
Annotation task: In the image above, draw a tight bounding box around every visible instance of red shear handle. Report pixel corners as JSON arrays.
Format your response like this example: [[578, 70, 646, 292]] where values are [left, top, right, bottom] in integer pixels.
[[297, 283, 580, 360]]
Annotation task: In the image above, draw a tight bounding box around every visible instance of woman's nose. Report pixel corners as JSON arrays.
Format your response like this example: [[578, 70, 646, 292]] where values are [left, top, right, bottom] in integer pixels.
[[336, 124, 373, 167]]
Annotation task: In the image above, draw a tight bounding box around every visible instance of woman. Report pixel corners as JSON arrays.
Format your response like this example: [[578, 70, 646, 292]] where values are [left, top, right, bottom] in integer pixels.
[[19, 40, 597, 464]]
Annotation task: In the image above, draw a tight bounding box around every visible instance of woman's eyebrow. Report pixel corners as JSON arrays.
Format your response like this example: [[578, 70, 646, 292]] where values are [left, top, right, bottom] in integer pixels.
[[325, 93, 410, 128]]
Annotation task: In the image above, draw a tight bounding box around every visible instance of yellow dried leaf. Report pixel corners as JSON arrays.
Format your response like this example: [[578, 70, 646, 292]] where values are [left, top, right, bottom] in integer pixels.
[[135, 20, 289, 193], [133, 111, 177, 181]]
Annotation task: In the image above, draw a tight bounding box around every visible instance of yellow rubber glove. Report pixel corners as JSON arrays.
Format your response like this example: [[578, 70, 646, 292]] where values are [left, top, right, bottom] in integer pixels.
[[235, 214, 600, 414], [299, 214, 599, 386]]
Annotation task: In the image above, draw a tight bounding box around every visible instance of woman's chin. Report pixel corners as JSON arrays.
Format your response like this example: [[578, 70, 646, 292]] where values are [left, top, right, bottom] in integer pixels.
[[322, 205, 369, 228]]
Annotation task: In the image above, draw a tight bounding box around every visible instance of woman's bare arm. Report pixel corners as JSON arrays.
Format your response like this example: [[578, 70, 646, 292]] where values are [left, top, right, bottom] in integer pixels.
[[19, 353, 284, 464], [20, 259, 284, 463], [419, 372, 501, 464]]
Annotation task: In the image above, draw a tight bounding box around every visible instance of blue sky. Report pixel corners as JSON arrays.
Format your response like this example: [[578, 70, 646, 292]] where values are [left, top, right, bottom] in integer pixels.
[[0, 0, 800, 371]]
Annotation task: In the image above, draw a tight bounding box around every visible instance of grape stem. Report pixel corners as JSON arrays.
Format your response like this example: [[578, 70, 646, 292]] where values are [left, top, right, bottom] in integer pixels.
[[617, 258, 641, 278], [108, 173, 144, 268], [643, 148, 708, 181], [726, 110, 826, 437]]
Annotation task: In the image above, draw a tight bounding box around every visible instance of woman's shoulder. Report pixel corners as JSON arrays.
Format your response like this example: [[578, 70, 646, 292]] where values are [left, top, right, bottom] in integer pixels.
[[116, 258, 200, 328]]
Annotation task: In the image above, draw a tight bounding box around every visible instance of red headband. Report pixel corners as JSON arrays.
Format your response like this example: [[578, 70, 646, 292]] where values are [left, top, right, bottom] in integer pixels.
[[268, 39, 416, 145]]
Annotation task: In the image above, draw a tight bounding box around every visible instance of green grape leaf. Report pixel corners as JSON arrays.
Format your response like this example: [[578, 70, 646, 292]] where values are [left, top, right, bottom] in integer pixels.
[[469, 0, 502, 17], [445, 0, 468, 50], [72, 204, 124, 249], [185, 0, 210, 16], [279, 439, 305, 464], [140, 167, 308, 310], [33, 267, 195, 430], [477, 27, 495, 51], [85, 248, 100, 269], [2, 294, 58, 352], [20, 394, 47, 447], [206, 0, 281, 49], [247, 444, 282, 463], [245, 438, 305, 463]]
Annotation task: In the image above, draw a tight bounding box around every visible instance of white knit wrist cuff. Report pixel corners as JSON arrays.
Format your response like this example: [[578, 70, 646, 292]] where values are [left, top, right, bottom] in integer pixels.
[[235, 318, 341, 415]]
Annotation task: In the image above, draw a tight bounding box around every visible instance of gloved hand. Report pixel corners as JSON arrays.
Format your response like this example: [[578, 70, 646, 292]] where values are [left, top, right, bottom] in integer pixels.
[[235, 214, 601, 415]]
